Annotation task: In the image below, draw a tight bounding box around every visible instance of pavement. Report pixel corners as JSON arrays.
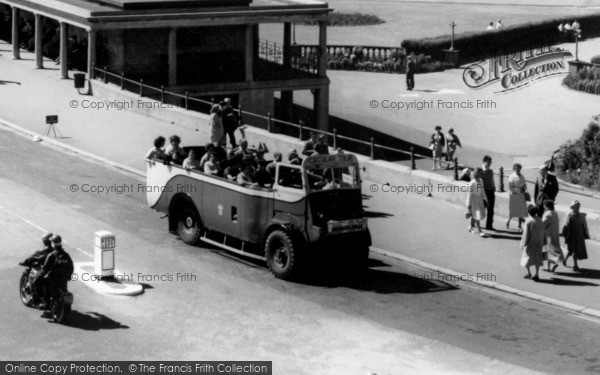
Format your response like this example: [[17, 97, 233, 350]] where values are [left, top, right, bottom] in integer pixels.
[[1, 39, 600, 317]]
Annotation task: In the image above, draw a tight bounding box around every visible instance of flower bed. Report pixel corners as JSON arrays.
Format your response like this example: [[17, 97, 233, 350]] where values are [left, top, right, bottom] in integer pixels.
[[563, 65, 600, 95]]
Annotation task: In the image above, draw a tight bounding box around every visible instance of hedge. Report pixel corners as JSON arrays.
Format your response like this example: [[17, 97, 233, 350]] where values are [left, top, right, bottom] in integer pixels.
[[401, 13, 600, 65]]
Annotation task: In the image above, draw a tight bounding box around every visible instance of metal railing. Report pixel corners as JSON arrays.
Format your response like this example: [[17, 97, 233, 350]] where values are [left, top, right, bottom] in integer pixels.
[[90, 65, 600, 202]]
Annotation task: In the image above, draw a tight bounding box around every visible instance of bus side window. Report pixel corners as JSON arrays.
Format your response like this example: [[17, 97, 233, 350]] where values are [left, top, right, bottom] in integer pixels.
[[277, 165, 303, 190]]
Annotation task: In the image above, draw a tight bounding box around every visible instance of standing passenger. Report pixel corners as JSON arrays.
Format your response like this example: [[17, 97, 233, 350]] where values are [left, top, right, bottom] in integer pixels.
[[208, 104, 224, 147]]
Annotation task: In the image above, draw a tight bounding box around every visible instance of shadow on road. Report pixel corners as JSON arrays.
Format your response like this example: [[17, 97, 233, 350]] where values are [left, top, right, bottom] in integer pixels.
[[553, 268, 600, 280], [534, 278, 598, 287], [55, 311, 129, 331], [303, 261, 458, 294], [363, 210, 394, 219], [0, 80, 20, 85]]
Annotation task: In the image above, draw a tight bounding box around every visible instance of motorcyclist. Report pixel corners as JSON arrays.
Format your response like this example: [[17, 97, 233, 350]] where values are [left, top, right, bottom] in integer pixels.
[[24, 233, 54, 266], [36, 235, 74, 308]]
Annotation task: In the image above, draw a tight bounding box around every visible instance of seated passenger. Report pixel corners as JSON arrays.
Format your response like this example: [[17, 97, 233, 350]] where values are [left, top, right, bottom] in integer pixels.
[[234, 138, 252, 160], [266, 152, 282, 177], [182, 149, 200, 170], [302, 132, 319, 156], [314, 135, 330, 155], [199, 143, 215, 170], [236, 163, 256, 186], [203, 152, 222, 176], [165, 135, 187, 164], [145, 136, 166, 160], [253, 160, 273, 188], [288, 149, 302, 166], [224, 155, 241, 181]]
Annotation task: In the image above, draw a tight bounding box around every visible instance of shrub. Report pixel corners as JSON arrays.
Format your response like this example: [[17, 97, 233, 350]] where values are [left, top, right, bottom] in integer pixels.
[[592, 55, 600, 64], [556, 117, 600, 190]]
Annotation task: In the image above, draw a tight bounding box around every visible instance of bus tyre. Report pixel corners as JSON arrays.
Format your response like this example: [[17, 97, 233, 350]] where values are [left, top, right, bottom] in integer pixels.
[[265, 230, 299, 280], [177, 207, 202, 245]]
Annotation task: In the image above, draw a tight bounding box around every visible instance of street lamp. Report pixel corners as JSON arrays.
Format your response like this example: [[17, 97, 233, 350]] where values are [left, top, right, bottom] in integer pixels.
[[559, 21, 581, 61], [449, 21, 457, 51]]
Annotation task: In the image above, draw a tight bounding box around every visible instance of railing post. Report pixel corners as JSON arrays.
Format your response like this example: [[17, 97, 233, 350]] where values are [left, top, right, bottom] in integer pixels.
[[160, 85, 165, 103], [267, 112, 272, 133], [103, 66, 107, 83], [499, 166, 505, 192], [298, 120, 304, 140], [410, 147, 416, 170], [139, 79, 144, 97], [185, 91, 189, 110], [370, 137, 376, 160], [120, 71, 124, 90], [332, 128, 337, 150], [453, 157, 459, 180]]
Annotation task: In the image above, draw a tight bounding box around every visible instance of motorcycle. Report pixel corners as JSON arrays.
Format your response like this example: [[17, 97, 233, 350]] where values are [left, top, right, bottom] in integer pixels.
[[19, 259, 73, 323]]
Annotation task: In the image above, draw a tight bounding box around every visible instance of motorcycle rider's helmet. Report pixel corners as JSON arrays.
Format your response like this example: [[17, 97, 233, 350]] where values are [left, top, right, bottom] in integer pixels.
[[50, 235, 62, 247], [42, 233, 53, 247]]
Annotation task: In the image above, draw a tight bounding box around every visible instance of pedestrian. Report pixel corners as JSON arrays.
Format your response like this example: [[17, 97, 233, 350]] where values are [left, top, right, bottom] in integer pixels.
[[302, 132, 319, 156], [506, 163, 528, 232], [534, 164, 559, 217], [486, 22, 495, 31], [429, 125, 445, 171], [542, 200, 563, 273], [466, 167, 488, 238], [405, 55, 415, 90], [562, 200, 589, 272], [221, 98, 241, 148], [481, 155, 496, 231], [445, 128, 461, 169], [208, 104, 224, 147], [495, 19, 503, 29], [520, 204, 544, 281]]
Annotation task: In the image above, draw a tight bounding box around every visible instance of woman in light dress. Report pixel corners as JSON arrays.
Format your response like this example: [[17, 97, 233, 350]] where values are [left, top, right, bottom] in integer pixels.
[[506, 163, 528, 232], [466, 167, 488, 237], [208, 104, 224, 147], [430, 125, 445, 171], [542, 200, 563, 273], [520, 204, 545, 281]]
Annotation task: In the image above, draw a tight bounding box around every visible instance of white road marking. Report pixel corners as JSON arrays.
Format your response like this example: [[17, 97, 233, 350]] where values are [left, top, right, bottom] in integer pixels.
[[0, 204, 92, 258]]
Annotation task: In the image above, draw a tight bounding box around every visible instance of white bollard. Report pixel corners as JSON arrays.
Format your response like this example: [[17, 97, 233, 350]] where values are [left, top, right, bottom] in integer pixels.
[[94, 231, 115, 279]]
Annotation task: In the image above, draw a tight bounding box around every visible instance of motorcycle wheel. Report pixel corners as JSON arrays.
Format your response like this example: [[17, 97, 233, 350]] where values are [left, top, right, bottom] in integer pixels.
[[51, 297, 68, 323], [19, 273, 34, 307]]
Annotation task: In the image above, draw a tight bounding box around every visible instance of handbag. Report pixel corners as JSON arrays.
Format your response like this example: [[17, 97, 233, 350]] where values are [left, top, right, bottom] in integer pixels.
[[429, 143, 435, 151], [524, 192, 531, 202], [465, 209, 472, 219]]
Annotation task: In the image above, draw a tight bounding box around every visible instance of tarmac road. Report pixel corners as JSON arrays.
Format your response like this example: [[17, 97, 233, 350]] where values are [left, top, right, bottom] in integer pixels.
[[1, 123, 600, 374]]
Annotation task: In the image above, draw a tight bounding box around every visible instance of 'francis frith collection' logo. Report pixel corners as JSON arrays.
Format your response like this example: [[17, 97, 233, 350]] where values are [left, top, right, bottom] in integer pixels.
[[463, 45, 572, 92]]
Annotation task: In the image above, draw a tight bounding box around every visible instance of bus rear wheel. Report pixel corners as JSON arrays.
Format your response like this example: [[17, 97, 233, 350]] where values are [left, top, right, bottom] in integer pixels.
[[177, 207, 202, 245], [265, 230, 299, 280]]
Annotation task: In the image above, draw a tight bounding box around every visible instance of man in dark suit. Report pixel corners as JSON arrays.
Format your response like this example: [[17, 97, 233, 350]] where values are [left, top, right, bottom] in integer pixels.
[[534, 164, 559, 217], [405, 56, 415, 91]]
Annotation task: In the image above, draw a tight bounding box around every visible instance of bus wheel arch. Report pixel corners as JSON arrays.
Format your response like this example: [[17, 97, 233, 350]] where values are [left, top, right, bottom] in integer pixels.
[[169, 193, 203, 245]]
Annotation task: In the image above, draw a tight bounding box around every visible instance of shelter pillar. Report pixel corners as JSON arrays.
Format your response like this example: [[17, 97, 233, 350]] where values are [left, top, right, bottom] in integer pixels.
[[313, 86, 329, 131], [318, 21, 327, 77], [11, 7, 19, 59], [168, 28, 177, 85], [59, 22, 68, 79], [35, 14, 43, 68], [87, 29, 96, 77], [245, 25, 254, 82]]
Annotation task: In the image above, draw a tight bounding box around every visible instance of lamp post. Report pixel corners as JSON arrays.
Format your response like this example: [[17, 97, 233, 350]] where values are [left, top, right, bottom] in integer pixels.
[[449, 21, 457, 51], [559, 21, 581, 61]]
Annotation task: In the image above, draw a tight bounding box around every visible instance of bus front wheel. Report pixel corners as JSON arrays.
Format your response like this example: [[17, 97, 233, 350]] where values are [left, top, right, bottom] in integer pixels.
[[265, 230, 299, 280]]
